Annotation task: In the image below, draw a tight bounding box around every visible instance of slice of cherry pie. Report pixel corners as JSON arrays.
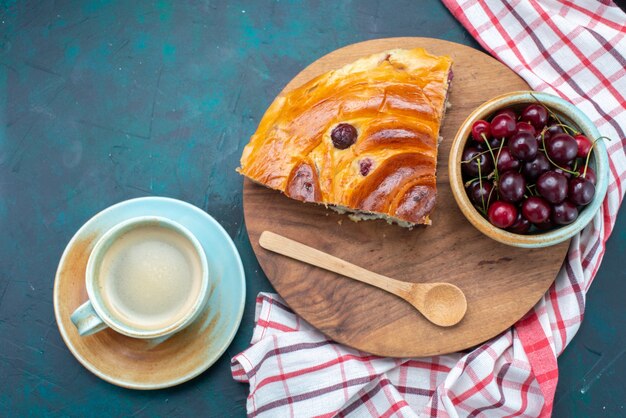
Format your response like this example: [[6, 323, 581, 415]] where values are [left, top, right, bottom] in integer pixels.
[[238, 48, 453, 227]]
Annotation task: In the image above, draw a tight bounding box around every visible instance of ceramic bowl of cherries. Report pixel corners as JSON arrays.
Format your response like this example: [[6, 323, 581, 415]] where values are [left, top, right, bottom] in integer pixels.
[[449, 91, 608, 248]]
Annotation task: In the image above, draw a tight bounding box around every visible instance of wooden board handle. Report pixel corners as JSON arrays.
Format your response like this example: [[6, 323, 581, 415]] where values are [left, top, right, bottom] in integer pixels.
[[259, 231, 413, 296]]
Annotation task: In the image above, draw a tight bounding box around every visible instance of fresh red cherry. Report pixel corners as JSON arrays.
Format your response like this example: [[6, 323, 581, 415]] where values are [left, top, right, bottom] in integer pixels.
[[498, 171, 526, 203], [516, 122, 536, 136], [537, 171, 568, 204], [554, 165, 573, 179], [493, 108, 517, 121], [488, 201, 518, 228], [508, 213, 531, 234], [489, 136, 504, 149], [522, 153, 551, 182], [541, 123, 564, 142], [472, 120, 492, 143], [491, 113, 517, 139], [508, 132, 538, 161], [521, 196, 551, 224], [534, 219, 555, 230], [545, 133, 578, 165], [521, 104, 549, 130], [576, 166, 596, 185], [569, 177, 595, 205], [574, 134, 592, 158], [496, 147, 521, 173], [462, 147, 494, 177], [468, 180, 494, 207], [552, 200, 578, 225]]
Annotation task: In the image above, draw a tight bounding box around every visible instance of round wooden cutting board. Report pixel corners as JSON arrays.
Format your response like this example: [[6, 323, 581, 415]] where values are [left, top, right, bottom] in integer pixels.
[[242, 37, 570, 357]]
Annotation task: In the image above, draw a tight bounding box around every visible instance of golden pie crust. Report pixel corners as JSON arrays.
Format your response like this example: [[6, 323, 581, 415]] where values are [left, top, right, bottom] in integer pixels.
[[238, 48, 453, 226]]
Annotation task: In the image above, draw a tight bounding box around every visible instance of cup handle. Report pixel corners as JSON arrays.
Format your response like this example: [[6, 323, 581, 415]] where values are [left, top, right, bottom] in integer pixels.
[[70, 301, 108, 336]]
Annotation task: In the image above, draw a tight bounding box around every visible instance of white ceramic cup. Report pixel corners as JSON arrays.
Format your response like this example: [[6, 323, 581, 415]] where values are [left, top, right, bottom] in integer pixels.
[[70, 216, 210, 338]]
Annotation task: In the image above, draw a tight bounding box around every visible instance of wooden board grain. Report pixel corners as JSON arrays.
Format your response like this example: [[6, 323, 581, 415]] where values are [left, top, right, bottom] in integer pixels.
[[243, 37, 570, 357]]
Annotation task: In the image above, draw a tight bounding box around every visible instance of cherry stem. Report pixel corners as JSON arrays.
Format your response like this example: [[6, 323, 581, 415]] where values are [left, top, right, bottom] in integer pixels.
[[463, 175, 493, 188], [540, 131, 579, 175], [529, 92, 579, 136], [581, 137, 606, 178], [483, 133, 500, 181], [556, 122, 579, 136], [486, 181, 495, 209], [461, 149, 490, 164], [478, 159, 486, 214], [464, 177, 480, 187], [495, 137, 505, 170]]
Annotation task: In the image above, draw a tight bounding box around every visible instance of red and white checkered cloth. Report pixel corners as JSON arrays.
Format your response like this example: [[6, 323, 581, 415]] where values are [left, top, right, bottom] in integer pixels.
[[232, 1, 626, 416]]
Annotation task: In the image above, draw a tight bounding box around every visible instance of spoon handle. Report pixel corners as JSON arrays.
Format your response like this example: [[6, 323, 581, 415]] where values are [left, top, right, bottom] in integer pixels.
[[259, 231, 414, 296]]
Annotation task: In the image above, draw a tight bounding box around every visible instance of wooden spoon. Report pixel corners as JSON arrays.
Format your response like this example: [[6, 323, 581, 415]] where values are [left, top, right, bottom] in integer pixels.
[[259, 231, 467, 327]]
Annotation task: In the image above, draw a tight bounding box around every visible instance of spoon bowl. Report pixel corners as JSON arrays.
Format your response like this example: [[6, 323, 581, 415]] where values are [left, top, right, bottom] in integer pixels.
[[407, 282, 467, 327]]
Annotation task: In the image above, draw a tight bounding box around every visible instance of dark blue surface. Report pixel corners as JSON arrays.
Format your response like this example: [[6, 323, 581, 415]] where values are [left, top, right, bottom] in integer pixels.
[[0, 1, 623, 416], [553, 214, 626, 417]]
